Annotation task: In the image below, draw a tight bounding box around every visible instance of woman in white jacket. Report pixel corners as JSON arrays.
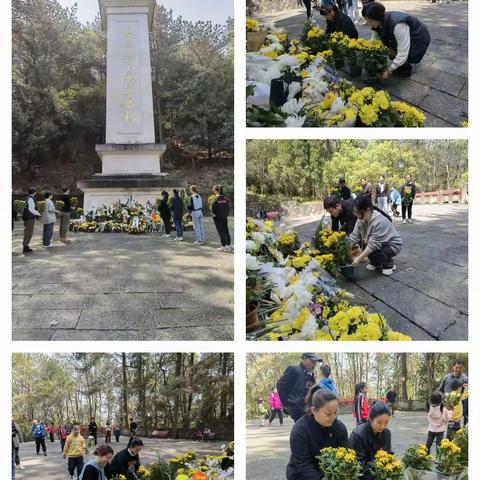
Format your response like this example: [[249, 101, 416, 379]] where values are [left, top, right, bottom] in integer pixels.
[[349, 196, 402, 276], [41, 191, 59, 247]]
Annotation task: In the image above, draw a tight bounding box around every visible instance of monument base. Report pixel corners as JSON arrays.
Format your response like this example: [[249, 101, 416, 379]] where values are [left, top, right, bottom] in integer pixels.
[[78, 175, 183, 212]]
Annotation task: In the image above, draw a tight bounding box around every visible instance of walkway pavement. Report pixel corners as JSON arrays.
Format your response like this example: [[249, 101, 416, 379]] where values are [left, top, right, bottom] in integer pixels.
[[16, 436, 224, 480], [284, 203, 468, 340], [254, 1, 468, 126], [247, 411, 431, 480], [12, 218, 234, 341]]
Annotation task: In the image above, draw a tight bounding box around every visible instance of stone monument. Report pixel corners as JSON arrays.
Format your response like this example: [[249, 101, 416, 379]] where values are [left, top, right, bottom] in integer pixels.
[[79, 0, 176, 211]]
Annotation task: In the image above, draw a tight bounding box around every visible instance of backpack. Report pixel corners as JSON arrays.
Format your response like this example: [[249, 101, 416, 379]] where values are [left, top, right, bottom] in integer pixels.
[[22, 196, 36, 221]]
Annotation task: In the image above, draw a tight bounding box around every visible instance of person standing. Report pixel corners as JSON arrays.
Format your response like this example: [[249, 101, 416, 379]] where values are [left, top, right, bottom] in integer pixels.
[[40, 191, 59, 247], [159, 191, 172, 238], [385, 387, 397, 417], [47, 422, 56, 443], [105, 420, 112, 444], [439, 358, 468, 394], [389, 186, 401, 217], [58, 187, 72, 242], [338, 178, 351, 200], [302, 0, 312, 19], [426, 391, 452, 456], [113, 424, 121, 443], [12, 417, 25, 470], [22, 187, 40, 254], [354, 382, 369, 425], [59, 425, 68, 453], [188, 185, 205, 245], [318, 364, 337, 394], [89, 417, 98, 446], [211, 185, 232, 252], [268, 388, 284, 426], [63, 423, 86, 480], [360, 178, 373, 201], [375, 175, 389, 213], [277, 353, 321, 422], [32, 419, 47, 456], [171, 189, 184, 241]]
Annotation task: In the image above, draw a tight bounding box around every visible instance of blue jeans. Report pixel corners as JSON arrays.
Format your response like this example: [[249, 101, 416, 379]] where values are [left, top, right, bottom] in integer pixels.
[[43, 222, 54, 246], [192, 212, 205, 243], [174, 218, 183, 238], [377, 196, 388, 213]]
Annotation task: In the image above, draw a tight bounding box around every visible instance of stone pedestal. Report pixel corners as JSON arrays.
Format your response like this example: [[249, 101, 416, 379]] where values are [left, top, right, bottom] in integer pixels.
[[79, 0, 174, 210]]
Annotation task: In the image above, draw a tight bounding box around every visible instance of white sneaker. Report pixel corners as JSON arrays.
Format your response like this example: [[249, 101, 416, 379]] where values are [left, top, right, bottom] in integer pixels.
[[174, 237, 179, 241], [178, 237, 184, 241], [407, 219, 413, 224], [366, 264, 377, 271], [217, 246, 226, 252], [382, 265, 397, 276], [162, 234, 170, 238], [193, 240, 201, 244], [402, 219, 407, 224], [18, 465, 25, 470]]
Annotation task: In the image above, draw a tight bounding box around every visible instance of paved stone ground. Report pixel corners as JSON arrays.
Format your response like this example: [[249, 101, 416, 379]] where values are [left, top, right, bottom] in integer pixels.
[[12, 218, 234, 341], [254, 1, 468, 126], [16, 436, 224, 480], [284, 203, 468, 340], [247, 411, 432, 480]]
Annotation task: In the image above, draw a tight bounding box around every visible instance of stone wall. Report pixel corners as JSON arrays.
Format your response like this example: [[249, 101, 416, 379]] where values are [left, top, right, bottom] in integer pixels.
[[247, 0, 301, 16], [247, 200, 325, 219]]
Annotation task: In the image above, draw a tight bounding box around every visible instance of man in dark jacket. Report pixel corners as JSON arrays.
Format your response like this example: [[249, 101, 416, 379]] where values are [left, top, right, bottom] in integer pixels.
[[360, 178, 373, 201], [277, 353, 321, 422], [400, 174, 416, 224], [159, 191, 172, 237], [211, 185, 231, 252], [58, 187, 72, 242], [323, 197, 357, 234], [12, 417, 24, 470], [338, 178, 351, 200], [106, 438, 143, 480], [88, 417, 98, 445], [320, 0, 359, 38], [170, 189, 184, 241], [385, 387, 397, 417], [22, 187, 40, 254]]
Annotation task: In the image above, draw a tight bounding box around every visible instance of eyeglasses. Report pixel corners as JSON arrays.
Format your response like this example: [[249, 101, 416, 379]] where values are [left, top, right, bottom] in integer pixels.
[[318, 410, 338, 419]]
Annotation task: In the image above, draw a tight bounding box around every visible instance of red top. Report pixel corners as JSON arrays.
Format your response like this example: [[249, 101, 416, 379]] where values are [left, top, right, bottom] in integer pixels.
[[268, 392, 283, 410]]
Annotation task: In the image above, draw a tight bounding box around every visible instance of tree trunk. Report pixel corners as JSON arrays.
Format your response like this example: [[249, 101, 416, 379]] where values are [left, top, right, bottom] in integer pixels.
[[122, 353, 129, 428], [172, 353, 183, 438], [400, 353, 408, 399]]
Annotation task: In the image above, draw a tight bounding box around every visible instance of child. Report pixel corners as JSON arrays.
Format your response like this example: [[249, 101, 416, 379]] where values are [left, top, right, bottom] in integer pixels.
[[354, 382, 369, 425], [389, 186, 401, 217], [318, 364, 337, 395], [268, 388, 284, 426], [40, 191, 59, 247], [63, 423, 86, 480], [426, 391, 452, 455], [349, 196, 403, 276], [447, 380, 464, 440], [59, 425, 68, 453]]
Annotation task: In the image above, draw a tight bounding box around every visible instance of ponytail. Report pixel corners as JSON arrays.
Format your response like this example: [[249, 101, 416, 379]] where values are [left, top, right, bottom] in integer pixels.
[[305, 384, 338, 412], [354, 196, 392, 222]]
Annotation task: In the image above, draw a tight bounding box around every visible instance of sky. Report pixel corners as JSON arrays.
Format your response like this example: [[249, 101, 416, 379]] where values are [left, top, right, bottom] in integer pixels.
[[57, 0, 233, 25]]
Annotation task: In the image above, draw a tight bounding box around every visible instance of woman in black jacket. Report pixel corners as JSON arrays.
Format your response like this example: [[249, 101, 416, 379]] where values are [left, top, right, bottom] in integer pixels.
[[159, 191, 172, 237], [286, 386, 349, 479], [349, 402, 392, 480], [320, 0, 358, 39]]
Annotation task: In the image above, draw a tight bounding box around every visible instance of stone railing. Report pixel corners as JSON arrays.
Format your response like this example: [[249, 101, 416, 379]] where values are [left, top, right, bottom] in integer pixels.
[[415, 188, 468, 205]]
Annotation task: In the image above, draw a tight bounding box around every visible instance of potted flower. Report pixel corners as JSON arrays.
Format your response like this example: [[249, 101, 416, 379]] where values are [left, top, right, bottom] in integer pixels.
[[402, 444, 434, 480], [369, 450, 403, 480], [246, 261, 272, 331], [303, 25, 329, 55], [341, 37, 363, 77], [358, 38, 389, 81], [453, 427, 468, 466], [328, 32, 347, 69], [436, 439, 463, 479], [246, 18, 266, 52], [316, 446, 362, 480]]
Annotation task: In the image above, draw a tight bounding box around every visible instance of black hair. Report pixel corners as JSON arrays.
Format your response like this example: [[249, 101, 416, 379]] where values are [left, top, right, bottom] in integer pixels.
[[353, 195, 392, 222], [450, 379, 463, 391], [305, 385, 338, 412], [28, 187, 37, 195], [319, 3, 338, 16], [323, 196, 341, 209], [62, 187, 69, 193], [452, 358, 464, 367], [320, 364, 332, 377], [213, 185, 223, 194], [362, 2, 386, 21], [44, 191, 51, 199], [429, 391, 444, 410], [173, 189, 179, 195], [338, 178, 346, 184], [369, 401, 390, 420], [161, 191, 169, 198], [354, 382, 367, 397], [130, 438, 143, 448]]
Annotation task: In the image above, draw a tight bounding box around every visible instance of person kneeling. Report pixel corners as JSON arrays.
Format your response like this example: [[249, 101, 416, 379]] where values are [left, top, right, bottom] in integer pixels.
[[349, 196, 402, 276]]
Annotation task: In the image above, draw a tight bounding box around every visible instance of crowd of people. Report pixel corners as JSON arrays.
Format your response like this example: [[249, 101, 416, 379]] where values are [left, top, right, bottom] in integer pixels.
[[300, 0, 431, 80], [12, 417, 145, 479], [256, 354, 468, 480], [321, 174, 417, 276], [14, 185, 232, 254]]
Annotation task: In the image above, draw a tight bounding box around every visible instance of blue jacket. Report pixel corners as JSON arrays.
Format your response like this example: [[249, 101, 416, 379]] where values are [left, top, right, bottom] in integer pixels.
[[318, 377, 337, 395], [32, 423, 46, 438], [390, 189, 401, 205]]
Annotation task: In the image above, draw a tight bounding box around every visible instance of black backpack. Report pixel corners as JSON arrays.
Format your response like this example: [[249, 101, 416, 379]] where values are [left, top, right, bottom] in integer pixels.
[[22, 196, 36, 221]]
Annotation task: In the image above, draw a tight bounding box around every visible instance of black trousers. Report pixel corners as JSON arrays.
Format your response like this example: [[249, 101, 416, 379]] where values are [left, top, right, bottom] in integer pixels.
[[368, 245, 395, 269], [115, 433, 120, 442], [447, 421, 461, 440], [14, 447, 20, 466], [49, 432, 55, 442], [35, 437, 46, 454], [269, 408, 284, 425], [303, 0, 311, 17], [91, 432, 97, 445], [67, 456, 84, 477], [105, 431, 111, 443], [161, 215, 171, 234], [388, 401, 396, 416], [60, 439, 66, 452], [426, 431, 444, 455], [402, 201, 413, 219], [214, 217, 231, 246]]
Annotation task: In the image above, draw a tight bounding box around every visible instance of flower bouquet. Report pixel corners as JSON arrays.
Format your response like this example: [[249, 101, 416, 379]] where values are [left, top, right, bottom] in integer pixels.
[[316, 447, 362, 480], [402, 444, 434, 480], [14, 200, 26, 216], [246, 18, 267, 52], [444, 391, 462, 410], [453, 427, 468, 466], [36, 200, 46, 214], [312, 225, 351, 271], [369, 450, 403, 480], [436, 439, 463, 479], [55, 200, 65, 211]]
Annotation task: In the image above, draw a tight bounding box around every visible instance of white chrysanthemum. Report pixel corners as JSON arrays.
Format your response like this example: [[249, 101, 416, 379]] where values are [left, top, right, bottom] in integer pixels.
[[251, 231, 266, 245], [246, 254, 261, 271], [287, 81, 303, 100], [277, 54, 301, 71], [266, 33, 280, 43], [259, 42, 284, 53], [299, 315, 318, 340], [281, 98, 305, 116], [285, 114, 306, 127], [246, 240, 258, 252]]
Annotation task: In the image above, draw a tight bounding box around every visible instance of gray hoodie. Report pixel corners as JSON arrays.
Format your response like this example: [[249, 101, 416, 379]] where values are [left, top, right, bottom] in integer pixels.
[[348, 211, 402, 255]]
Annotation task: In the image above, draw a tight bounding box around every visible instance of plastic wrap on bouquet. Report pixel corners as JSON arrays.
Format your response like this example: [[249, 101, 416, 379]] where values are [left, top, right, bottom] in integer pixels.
[[404, 468, 437, 480]]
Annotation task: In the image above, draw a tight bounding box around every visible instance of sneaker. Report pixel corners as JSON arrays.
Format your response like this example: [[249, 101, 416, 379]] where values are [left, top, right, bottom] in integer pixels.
[[407, 218, 413, 224], [162, 234, 170, 238], [18, 465, 25, 470], [382, 265, 397, 276], [225, 246, 233, 252], [44, 452, 47, 456], [178, 237, 184, 241], [402, 219, 407, 224], [193, 240, 201, 244], [174, 237, 179, 241], [366, 264, 377, 271], [217, 246, 226, 252], [23, 247, 33, 254]]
